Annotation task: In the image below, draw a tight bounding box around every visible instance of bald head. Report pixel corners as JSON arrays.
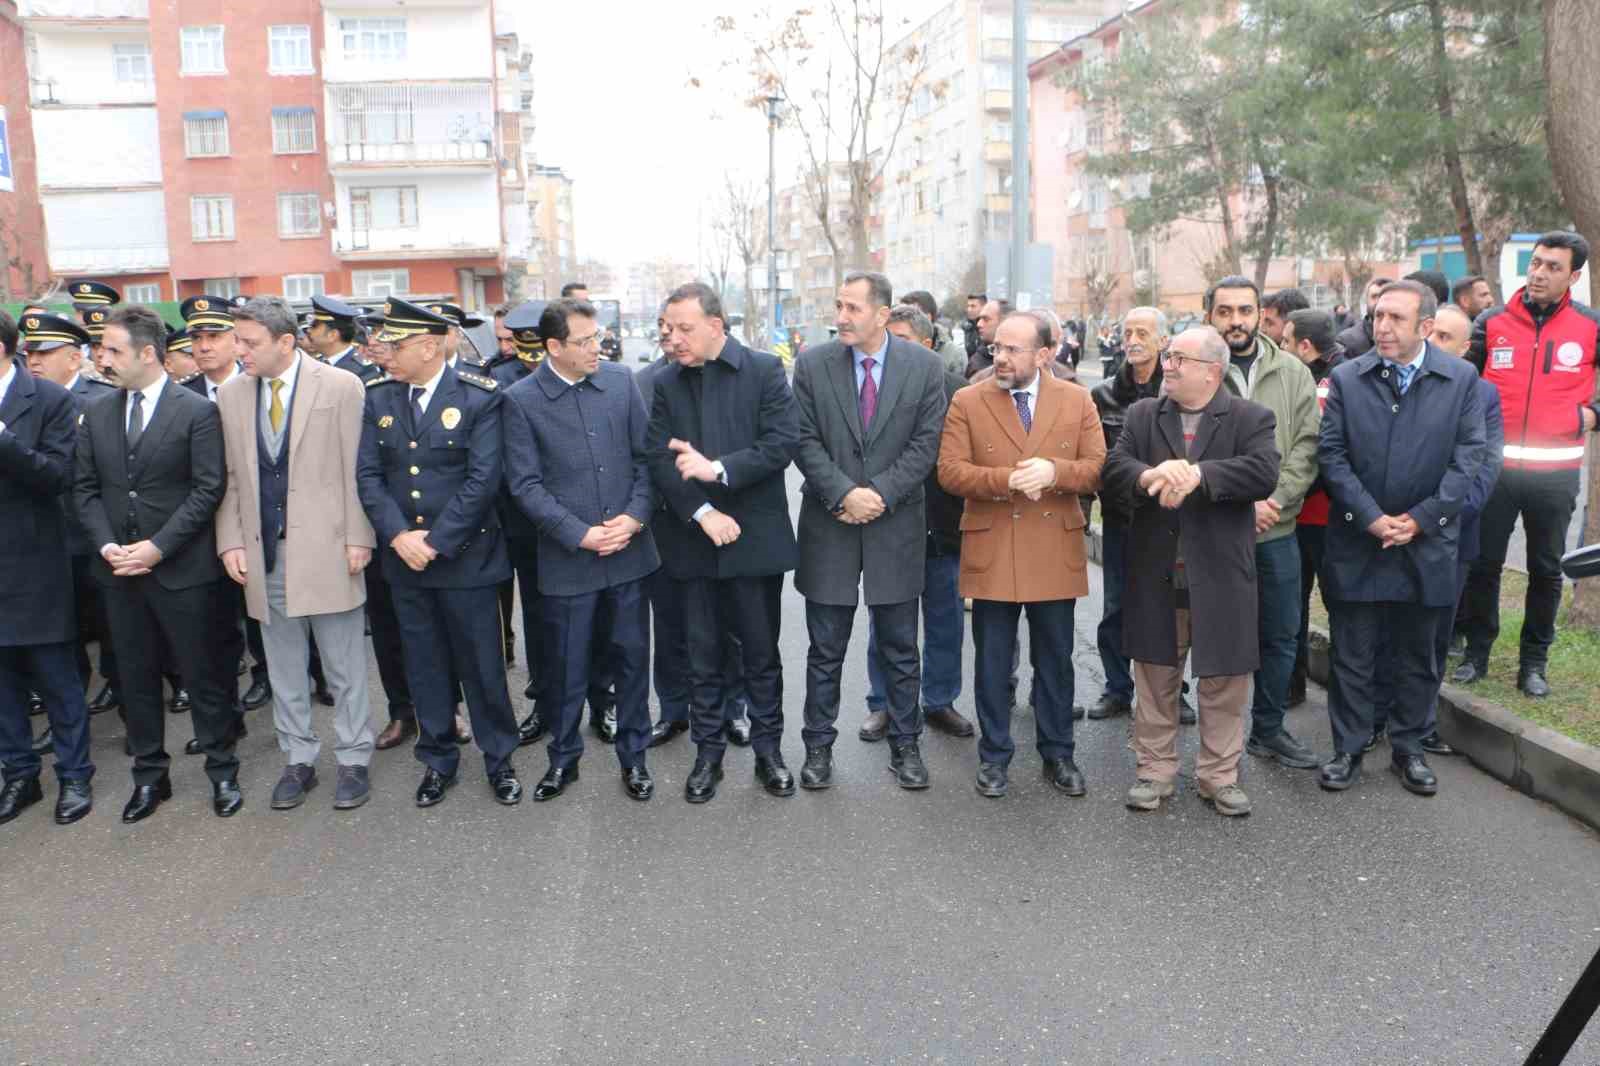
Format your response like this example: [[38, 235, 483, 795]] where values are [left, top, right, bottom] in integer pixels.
[[1429, 304, 1473, 357]]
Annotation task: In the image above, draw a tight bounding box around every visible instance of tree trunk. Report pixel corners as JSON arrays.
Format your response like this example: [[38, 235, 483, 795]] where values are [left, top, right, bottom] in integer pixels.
[[1425, 0, 1485, 278], [1252, 166, 1280, 292], [1544, 0, 1600, 627]]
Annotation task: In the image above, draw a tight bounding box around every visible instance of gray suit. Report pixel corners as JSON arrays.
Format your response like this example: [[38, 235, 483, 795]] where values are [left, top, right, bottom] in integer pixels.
[[791, 333, 948, 748]]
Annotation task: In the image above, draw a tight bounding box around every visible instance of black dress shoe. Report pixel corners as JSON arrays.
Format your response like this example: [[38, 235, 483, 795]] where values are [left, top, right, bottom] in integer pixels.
[[212, 777, 243, 817], [888, 741, 930, 790], [1318, 752, 1363, 792], [684, 759, 723, 803], [1392, 753, 1438, 796], [489, 767, 523, 805], [32, 726, 53, 755], [1517, 666, 1552, 698], [517, 710, 547, 747], [27, 691, 45, 716], [88, 683, 119, 714], [1085, 695, 1131, 720], [55, 779, 93, 825], [415, 768, 457, 807], [1451, 659, 1487, 685], [121, 774, 173, 823], [376, 717, 418, 750], [532, 764, 578, 802], [187, 716, 248, 755], [1361, 723, 1387, 754], [524, 678, 539, 700], [754, 753, 795, 797], [242, 677, 272, 710], [1042, 757, 1087, 796], [591, 706, 617, 743], [799, 745, 833, 790], [648, 719, 687, 748], [725, 714, 752, 747], [313, 683, 335, 707], [168, 689, 191, 715], [975, 762, 1009, 798], [1420, 731, 1456, 756], [0, 777, 44, 824], [622, 765, 655, 801]]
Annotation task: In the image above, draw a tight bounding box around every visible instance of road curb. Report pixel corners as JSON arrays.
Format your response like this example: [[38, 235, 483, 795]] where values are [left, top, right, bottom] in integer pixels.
[[1087, 522, 1600, 832]]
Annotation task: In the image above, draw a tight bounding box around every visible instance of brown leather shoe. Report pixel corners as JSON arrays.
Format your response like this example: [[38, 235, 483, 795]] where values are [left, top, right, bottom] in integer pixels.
[[375, 718, 418, 750], [857, 710, 889, 742], [925, 705, 976, 737]]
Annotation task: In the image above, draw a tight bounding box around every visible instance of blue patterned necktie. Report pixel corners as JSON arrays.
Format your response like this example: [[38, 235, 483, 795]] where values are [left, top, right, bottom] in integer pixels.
[[1385, 360, 1418, 395], [1013, 389, 1032, 432]]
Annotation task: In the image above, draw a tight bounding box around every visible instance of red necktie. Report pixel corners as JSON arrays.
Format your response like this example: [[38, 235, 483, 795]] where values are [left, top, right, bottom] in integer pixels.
[[859, 357, 878, 428]]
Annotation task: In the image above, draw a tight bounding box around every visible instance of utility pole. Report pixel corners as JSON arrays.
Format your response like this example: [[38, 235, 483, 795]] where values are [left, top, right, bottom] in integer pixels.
[[766, 95, 782, 349], [1009, 0, 1030, 307]]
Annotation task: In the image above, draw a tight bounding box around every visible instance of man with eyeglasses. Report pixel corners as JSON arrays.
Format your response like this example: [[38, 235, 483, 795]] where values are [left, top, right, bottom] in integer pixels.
[[938, 311, 1105, 799], [1103, 327, 1281, 816]]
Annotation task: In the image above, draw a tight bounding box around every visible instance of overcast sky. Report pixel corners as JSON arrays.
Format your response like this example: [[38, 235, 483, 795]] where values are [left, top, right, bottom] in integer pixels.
[[512, 0, 942, 279]]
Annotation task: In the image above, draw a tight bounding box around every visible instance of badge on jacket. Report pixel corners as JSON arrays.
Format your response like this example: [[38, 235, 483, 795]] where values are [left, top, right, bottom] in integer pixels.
[[378, 415, 394, 428], [1491, 347, 1514, 370], [441, 407, 461, 430]]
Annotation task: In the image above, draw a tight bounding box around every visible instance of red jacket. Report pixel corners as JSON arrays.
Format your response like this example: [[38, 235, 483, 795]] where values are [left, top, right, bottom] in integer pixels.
[[1472, 288, 1600, 471]]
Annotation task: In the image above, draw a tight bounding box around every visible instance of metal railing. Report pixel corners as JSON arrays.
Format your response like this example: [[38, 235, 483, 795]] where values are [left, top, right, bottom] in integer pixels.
[[325, 82, 494, 165]]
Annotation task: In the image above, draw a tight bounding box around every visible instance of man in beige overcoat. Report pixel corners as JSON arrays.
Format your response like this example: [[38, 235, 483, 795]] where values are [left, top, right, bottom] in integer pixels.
[[214, 296, 378, 811]]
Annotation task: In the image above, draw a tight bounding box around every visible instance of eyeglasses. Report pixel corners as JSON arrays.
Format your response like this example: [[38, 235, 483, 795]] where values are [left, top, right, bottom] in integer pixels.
[[561, 332, 602, 351], [1161, 352, 1218, 370], [986, 342, 1037, 359]]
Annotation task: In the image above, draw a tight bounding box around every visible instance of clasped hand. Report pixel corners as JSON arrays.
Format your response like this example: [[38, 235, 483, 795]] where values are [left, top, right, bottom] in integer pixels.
[[1366, 513, 1420, 549], [391, 530, 438, 572], [102, 540, 162, 577], [1139, 460, 1202, 510], [837, 486, 886, 524], [580, 514, 643, 556], [1007, 458, 1057, 501]]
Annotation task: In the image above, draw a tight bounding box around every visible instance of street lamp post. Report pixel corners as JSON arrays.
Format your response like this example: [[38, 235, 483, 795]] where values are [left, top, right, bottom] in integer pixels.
[[766, 95, 782, 350], [1010, 0, 1030, 307]]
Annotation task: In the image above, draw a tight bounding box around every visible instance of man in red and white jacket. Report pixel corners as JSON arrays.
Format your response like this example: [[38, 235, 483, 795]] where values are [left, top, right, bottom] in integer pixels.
[[1457, 231, 1600, 697]]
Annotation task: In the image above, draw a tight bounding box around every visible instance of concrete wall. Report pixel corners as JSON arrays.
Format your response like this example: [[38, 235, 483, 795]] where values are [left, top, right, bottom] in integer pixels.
[[29, 28, 154, 106], [320, 5, 492, 82], [33, 106, 161, 185]]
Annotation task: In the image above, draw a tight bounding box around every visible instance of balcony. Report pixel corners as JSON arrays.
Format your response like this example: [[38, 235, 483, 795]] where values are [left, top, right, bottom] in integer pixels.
[[986, 194, 1012, 215], [333, 223, 499, 261], [20, 0, 146, 18], [984, 90, 1012, 113], [984, 140, 1011, 163], [325, 81, 495, 168], [48, 242, 168, 274], [30, 76, 155, 107]]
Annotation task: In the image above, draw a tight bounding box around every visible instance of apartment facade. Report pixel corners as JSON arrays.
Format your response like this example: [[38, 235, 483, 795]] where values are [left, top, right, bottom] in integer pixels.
[[18, 0, 531, 308], [0, 0, 50, 298], [879, 0, 1118, 300], [526, 163, 573, 301]]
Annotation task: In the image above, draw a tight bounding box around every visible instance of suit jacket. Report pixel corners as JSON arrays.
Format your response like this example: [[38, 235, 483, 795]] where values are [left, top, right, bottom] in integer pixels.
[[74, 375, 226, 590], [1102, 389, 1281, 676], [356, 364, 510, 589], [937, 372, 1106, 603], [62, 374, 117, 556], [1460, 378, 1504, 563], [0, 365, 79, 645], [645, 337, 798, 580], [214, 357, 376, 621], [1317, 342, 1487, 606], [791, 334, 948, 606], [501, 360, 660, 597]]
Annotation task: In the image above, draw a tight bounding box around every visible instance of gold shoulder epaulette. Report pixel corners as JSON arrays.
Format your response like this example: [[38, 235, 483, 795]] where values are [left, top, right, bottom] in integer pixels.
[[458, 372, 497, 391], [366, 374, 399, 388]]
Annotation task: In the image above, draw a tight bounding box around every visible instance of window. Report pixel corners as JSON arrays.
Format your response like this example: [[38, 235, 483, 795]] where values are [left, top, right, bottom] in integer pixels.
[[190, 195, 235, 241], [124, 283, 160, 303], [340, 17, 406, 64], [283, 274, 325, 301], [180, 26, 225, 74], [352, 269, 409, 298], [183, 112, 229, 157], [984, 61, 1012, 89], [203, 278, 241, 299], [1086, 122, 1104, 151], [278, 192, 321, 237], [268, 25, 313, 74], [113, 43, 151, 83], [272, 108, 316, 154], [349, 186, 418, 230]]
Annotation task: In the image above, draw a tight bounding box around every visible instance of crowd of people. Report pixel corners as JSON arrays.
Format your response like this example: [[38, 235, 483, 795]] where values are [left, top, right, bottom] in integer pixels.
[[0, 229, 1593, 827]]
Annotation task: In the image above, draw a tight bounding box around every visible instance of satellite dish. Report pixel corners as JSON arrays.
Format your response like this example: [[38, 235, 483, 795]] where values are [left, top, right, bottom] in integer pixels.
[[1067, 189, 1083, 210]]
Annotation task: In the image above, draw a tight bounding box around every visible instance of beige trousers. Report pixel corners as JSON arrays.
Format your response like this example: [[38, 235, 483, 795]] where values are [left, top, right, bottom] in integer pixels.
[[1131, 608, 1250, 791]]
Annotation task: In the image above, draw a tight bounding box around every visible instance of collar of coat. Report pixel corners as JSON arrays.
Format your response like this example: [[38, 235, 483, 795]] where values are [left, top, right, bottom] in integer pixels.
[[534, 358, 610, 398], [1351, 341, 1450, 380], [1154, 384, 1237, 461]]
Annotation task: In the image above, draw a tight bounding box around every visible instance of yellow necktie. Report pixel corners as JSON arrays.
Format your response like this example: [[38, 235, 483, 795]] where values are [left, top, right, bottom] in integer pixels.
[[269, 379, 286, 433]]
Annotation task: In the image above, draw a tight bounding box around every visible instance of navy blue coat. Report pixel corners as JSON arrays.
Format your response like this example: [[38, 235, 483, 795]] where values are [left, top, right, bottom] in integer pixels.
[[63, 374, 117, 556], [1460, 378, 1504, 564], [329, 346, 382, 384], [356, 364, 511, 589], [0, 365, 78, 646], [501, 360, 659, 596], [645, 338, 799, 580], [1317, 343, 1488, 606]]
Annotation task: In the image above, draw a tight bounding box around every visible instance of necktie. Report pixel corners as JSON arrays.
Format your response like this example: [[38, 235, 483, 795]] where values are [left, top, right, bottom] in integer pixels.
[[1013, 389, 1032, 433], [410, 386, 426, 432], [268, 379, 286, 433], [859, 356, 878, 428], [127, 391, 145, 450]]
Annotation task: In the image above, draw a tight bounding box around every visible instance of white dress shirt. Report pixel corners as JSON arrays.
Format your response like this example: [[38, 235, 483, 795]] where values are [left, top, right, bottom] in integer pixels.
[[409, 361, 448, 416], [126, 372, 169, 434], [204, 362, 243, 404], [1009, 369, 1041, 421]]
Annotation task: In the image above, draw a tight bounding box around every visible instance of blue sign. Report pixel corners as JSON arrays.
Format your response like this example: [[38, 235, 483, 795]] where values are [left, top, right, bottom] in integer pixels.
[[0, 106, 12, 192]]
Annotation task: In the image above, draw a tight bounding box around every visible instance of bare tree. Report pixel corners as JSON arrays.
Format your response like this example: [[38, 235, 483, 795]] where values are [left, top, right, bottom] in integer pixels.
[[714, 1, 930, 289], [713, 173, 768, 344], [1082, 264, 1119, 323]]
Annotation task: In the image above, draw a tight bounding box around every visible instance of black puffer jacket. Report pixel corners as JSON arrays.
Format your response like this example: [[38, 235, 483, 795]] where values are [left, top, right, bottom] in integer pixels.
[[1335, 316, 1373, 359], [1091, 357, 1165, 528]]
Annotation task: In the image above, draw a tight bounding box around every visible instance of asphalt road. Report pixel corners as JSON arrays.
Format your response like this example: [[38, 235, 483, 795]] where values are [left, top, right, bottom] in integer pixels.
[[4, 472, 1599, 1065]]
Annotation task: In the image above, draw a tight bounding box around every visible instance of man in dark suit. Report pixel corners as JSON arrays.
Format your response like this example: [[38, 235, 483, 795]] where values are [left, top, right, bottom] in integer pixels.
[[502, 299, 660, 801], [306, 295, 382, 383], [20, 314, 116, 745], [1102, 327, 1281, 817], [1317, 280, 1487, 797], [356, 299, 523, 807], [73, 305, 242, 821], [0, 312, 96, 826], [646, 282, 799, 803], [791, 271, 947, 791], [636, 315, 751, 749]]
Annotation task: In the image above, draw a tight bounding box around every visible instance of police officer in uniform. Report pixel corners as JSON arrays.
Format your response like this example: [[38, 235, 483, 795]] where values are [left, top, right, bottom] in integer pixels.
[[306, 295, 382, 383], [69, 281, 120, 385], [497, 305, 549, 744], [356, 299, 523, 806], [425, 302, 489, 370], [487, 302, 538, 389]]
